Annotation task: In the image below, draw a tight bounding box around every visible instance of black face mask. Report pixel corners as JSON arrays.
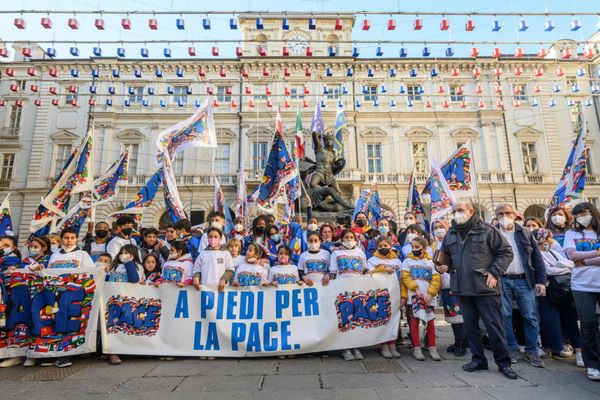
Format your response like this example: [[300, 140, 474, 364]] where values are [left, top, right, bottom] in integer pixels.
[[356, 219, 367, 228], [121, 227, 133, 236], [412, 249, 423, 257], [378, 248, 390, 256], [254, 226, 266, 235], [95, 230, 109, 239]]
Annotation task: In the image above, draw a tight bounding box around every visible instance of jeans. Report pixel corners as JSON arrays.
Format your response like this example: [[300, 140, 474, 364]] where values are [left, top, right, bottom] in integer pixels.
[[538, 295, 581, 352], [572, 291, 600, 370], [459, 295, 511, 368], [501, 277, 540, 354]]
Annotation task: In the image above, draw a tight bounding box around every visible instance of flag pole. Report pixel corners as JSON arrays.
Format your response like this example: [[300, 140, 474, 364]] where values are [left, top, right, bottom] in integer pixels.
[[89, 122, 96, 224], [469, 140, 482, 219], [123, 144, 132, 208]]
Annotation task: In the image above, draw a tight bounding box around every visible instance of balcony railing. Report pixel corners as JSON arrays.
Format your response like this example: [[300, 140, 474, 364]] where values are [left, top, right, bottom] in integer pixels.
[[0, 179, 10, 189], [586, 174, 600, 185], [0, 127, 20, 138], [525, 174, 545, 184]]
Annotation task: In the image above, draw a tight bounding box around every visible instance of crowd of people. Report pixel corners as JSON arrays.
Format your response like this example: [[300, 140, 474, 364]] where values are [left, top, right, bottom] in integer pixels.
[[0, 201, 599, 382]]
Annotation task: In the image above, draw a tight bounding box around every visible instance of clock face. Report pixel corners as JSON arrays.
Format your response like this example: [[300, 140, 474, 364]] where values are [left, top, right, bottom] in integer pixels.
[[287, 34, 309, 55]]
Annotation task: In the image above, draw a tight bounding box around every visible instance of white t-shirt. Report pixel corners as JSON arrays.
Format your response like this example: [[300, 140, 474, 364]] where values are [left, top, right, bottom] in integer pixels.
[[47, 249, 95, 269], [88, 241, 108, 262], [401, 257, 439, 306], [564, 229, 600, 292], [106, 262, 144, 283], [162, 255, 194, 285], [106, 236, 138, 259], [232, 255, 245, 269], [500, 228, 525, 275], [234, 262, 268, 286], [192, 248, 235, 287], [297, 250, 330, 279], [366, 256, 402, 280], [268, 264, 300, 285], [329, 247, 367, 278]]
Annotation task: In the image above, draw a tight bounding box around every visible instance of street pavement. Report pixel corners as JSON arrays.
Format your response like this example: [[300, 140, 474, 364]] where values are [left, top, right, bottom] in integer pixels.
[[1, 321, 599, 400]]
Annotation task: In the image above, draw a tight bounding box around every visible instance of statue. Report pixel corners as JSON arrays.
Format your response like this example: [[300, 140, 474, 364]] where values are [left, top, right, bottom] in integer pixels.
[[299, 132, 353, 212]]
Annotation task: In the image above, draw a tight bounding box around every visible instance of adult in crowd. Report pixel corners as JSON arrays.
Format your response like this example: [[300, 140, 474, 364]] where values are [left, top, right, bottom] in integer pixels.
[[439, 201, 517, 379], [83, 221, 112, 262], [563, 202, 600, 381], [495, 203, 547, 368], [532, 228, 582, 367], [545, 206, 573, 247], [106, 216, 138, 259]]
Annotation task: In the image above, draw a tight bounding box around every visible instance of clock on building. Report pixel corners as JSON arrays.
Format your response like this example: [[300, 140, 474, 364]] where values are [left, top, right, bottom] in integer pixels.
[[287, 33, 309, 55]]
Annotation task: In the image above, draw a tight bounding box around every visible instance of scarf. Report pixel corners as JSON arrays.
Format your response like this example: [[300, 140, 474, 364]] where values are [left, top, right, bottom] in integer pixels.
[[373, 249, 398, 260]]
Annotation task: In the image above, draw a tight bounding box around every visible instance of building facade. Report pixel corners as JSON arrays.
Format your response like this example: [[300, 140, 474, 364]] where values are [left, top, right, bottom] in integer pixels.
[[1, 13, 599, 241]]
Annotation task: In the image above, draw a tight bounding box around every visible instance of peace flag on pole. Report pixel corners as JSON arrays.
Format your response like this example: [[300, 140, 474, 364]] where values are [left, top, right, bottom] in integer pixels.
[[119, 169, 163, 214], [429, 157, 457, 221], [155, 100, 217, 165], [333, 106, 346, 158], [162, 151, 187, 223], [407, 173, 430, 233], [214, 177, 225, 213], [422, 142, 477, 198], [549, 126, 587, 209], [93, 149, 129, 205], [353, 177, 382, 227]]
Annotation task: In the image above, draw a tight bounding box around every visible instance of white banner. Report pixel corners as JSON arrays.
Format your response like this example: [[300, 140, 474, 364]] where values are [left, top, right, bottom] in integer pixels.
[[0, 267, 104, 359], [101, 274, 400, 357]]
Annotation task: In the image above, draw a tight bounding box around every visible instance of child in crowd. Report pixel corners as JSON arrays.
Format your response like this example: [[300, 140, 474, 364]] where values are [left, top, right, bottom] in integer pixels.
[[47, 233, 61, 253], [96, 253, 112, 270], [267, 246, 302, 286], [227, 238, 244, 268], [367, 236, 402, 359], [401, 237, 441, 361], [161, 240, 194, 286], [400, 224, 432, 258], [330, 229, 368, 361], [192, 227, 235, 292], [232, 243, 268, 287], [23, 236, 51, 271], [105, 244, 144, 284], [141, 253, 162, 286], [266, 225, 284, 266], [230, 217, 247, 240], [298, 231, 331, 286]]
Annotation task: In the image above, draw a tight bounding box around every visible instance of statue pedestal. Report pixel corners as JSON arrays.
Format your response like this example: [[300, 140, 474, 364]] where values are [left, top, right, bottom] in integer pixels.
[[308, 209, 354, 224]]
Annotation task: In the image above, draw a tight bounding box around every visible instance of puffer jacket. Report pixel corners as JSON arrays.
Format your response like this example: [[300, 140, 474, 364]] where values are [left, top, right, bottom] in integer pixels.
[[441, 215, 513, 296]]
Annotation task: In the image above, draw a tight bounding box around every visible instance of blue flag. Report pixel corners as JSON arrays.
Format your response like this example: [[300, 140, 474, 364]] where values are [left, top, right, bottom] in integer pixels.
[[550, 126, 587, 208], [122, 169, 163, 213], [352, 178, 381, 227], [0, 194, 13, 236], [334, 107, 346, 158], [252, 111, 298, 212], [287, 222, 307, 265], [407, 173, 430, 233]]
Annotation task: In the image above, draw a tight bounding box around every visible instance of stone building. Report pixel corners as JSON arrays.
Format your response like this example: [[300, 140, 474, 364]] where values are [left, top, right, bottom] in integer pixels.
[[0, 13, 599, 240]]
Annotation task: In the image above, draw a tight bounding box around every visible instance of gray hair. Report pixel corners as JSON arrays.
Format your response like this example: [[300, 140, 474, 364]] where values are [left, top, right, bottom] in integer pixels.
[[495, 203, 516, 216]]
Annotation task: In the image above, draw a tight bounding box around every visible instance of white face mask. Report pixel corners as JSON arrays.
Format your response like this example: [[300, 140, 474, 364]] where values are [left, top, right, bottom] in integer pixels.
[[96, 261, 107, 269], [308, 242, 320, 252], [211, 221, 224, 230], [119, 254, 132, 263], [551, 214, 566, 227], [308, 223, 318, 231], [51, 245, 59, 253], [62, 245, 76, 252], [434, 228, 446, 238], [577, 215, 593, 228], [453, 212, 469, 225], [342, 240, 356, 249], [234, 223, 244, 232], [499, 216, 515, 230], [404, 219, 416, 226], [405, 233, 417, 243]]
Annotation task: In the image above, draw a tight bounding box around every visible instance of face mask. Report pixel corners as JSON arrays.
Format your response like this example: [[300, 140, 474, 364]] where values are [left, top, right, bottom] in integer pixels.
[[378, 248, 390, 256], [121, 227, 133, 236], [278, 256, 289, 265], [168, 253, 178, 260], [246, 257, 257, 263], [308, 223, 318, 231], [51, 245, 59, 253], [434, 228, 446, 238], [378, 226, 390, 235], [551, 215, 566, 227], [405, 233, 417, 243], [342, 240, 356, 249], [270, 234, 281, 243], [62, 245, 76, 253], [234, 224, 244, 232], [355, 219, 367, 228], [404, 219, 415, 226], [119, 254, 132, 263], [96, 262, 107, 269], [453, 212, 469, 225], [499, 216, 514, 230], [95, 230, 109, 239], [208, 237, 220, 247], [2, 248, 13, 256], [412, 249, 423, 257], [29, 248, 40, 257], [308, 242, 320, 252], [254, 226, 266, 235], [577, 215, 593, 228], [211, 221, 224, 231]]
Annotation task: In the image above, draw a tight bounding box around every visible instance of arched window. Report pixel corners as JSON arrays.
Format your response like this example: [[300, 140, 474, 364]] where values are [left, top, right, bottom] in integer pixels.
[[524, 205, 545, 219], [158, 211, 172, 230]]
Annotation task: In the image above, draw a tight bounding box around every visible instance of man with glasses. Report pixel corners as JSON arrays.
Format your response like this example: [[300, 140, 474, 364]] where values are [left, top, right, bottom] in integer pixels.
[[437, 201, 518, 379]]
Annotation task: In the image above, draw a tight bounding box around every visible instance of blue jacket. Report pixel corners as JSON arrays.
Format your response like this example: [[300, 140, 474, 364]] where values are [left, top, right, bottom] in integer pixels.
[[507, 224, 547, 289]]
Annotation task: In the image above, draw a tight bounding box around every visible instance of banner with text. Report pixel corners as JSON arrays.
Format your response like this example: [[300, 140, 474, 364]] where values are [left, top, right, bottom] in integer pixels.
[[101, 274, 401, 357], [0, 268, 104, 359]]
